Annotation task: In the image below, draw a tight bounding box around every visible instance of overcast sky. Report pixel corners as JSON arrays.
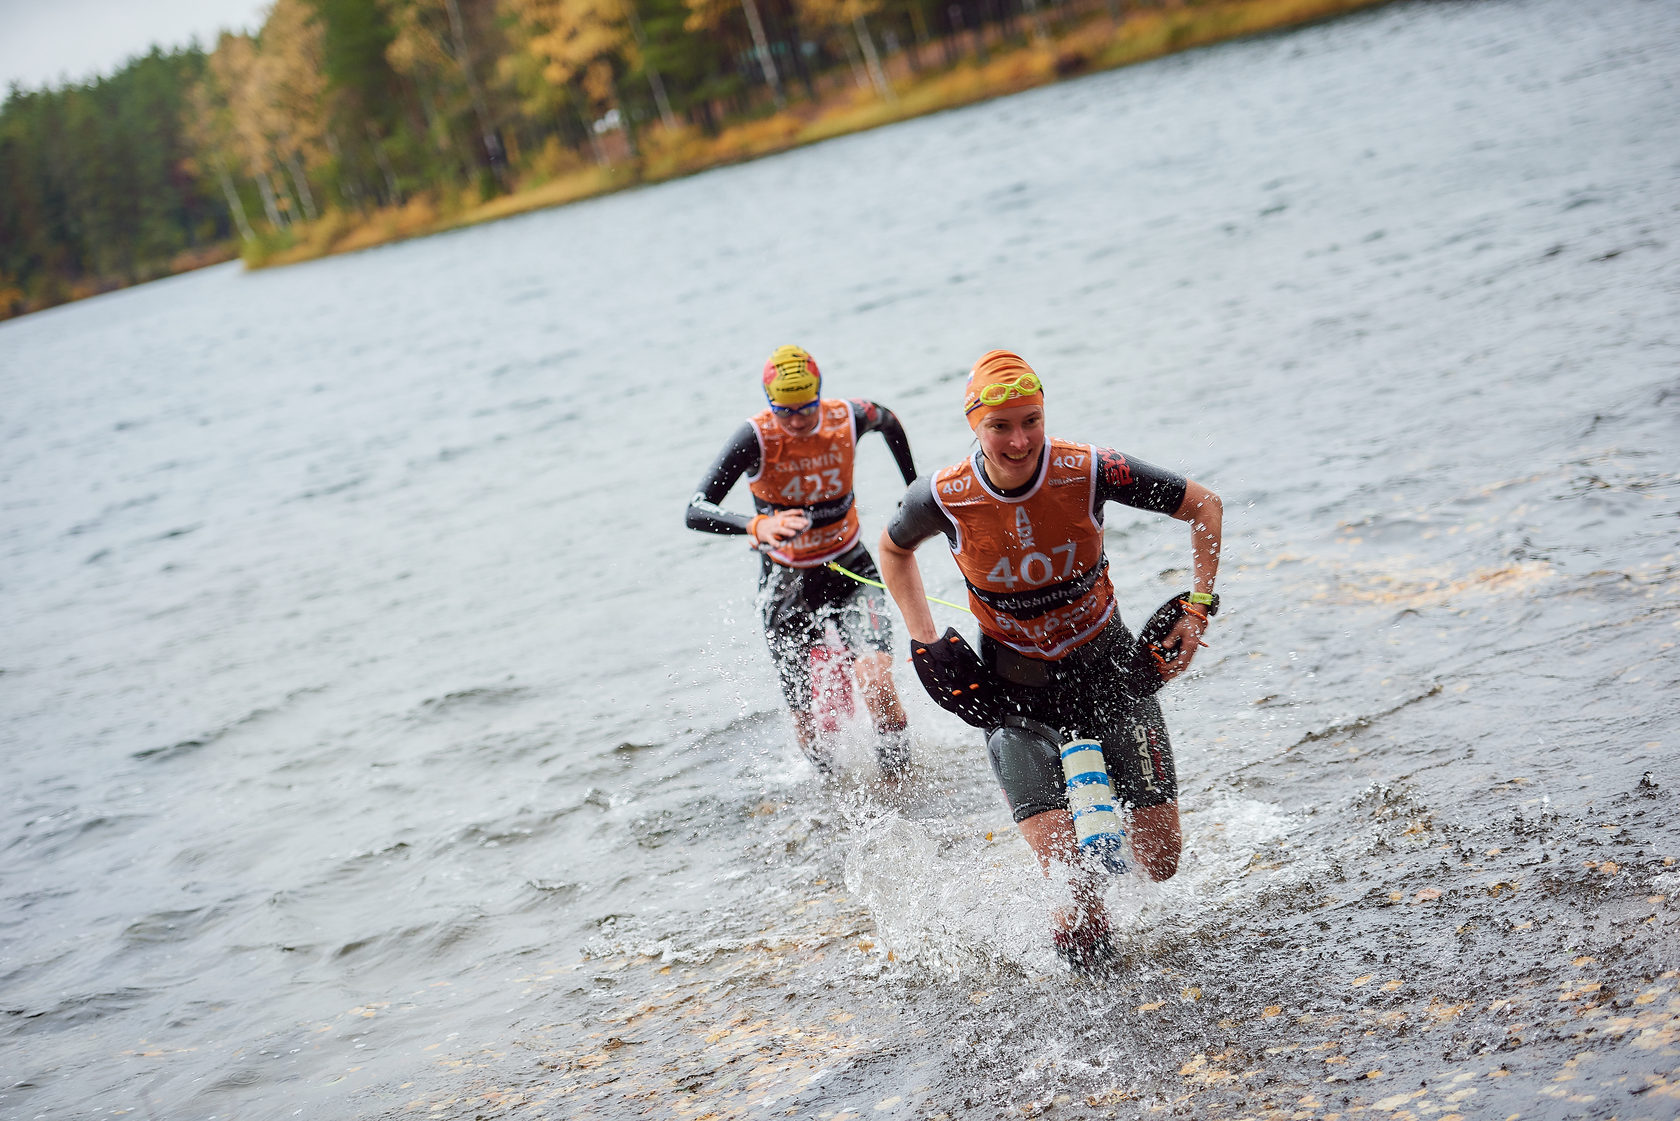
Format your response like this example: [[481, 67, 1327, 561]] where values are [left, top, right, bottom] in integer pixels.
[[1, 0, 272, 92]]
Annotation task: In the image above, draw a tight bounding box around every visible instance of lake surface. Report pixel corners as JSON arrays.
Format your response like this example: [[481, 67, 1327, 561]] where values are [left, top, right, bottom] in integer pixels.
[[3, 0, 1678, 1117]]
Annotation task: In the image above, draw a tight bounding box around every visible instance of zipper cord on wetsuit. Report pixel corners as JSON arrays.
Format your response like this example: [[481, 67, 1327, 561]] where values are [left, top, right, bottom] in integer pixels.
[[825, 561, 973, 615]]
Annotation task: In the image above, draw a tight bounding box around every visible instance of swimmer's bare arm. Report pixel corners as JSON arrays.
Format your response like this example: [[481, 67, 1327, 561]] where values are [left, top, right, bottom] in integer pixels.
[[1160, 479, 1223, 679], [878, 530, 940, 646], [880, 477, 953, 645]]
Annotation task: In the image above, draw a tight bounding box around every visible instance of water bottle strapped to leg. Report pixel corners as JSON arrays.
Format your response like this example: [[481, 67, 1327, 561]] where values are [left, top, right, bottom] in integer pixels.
[[1059, 739, 1128, 874]]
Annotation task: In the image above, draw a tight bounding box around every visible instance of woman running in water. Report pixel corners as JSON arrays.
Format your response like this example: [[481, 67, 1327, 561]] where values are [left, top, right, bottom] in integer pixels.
[[877, 350, 1222, 972], [687, 345, 920, 776]]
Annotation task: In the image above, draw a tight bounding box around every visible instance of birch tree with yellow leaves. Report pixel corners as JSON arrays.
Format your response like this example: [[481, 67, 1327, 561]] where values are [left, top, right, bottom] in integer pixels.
[[383, 0, 511, 186], [503, 0, 667, 157], [259, 0, 328, 221], [185, 74, 258, 242], [684, 0, 784, 108], [793, 0, 892, 99], [208, 33, 293, 229]]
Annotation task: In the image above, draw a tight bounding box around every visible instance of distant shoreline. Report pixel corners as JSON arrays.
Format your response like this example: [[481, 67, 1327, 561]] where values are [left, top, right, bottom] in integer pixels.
[[3, 0, 1392, 318], [252, 0, 1393, 270]]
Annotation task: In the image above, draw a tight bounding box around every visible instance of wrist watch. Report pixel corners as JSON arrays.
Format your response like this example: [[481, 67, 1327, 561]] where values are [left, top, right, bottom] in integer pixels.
[[1186, 591, 1215, 606]]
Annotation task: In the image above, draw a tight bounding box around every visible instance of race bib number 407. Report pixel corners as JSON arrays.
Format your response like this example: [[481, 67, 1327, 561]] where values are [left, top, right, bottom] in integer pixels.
[[984, 543, 1080, 589]]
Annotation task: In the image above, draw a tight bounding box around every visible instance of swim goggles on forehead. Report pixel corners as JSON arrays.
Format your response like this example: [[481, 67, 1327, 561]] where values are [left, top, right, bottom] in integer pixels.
[[967, 371, 1042, 412], [769, 399, 821, 416]]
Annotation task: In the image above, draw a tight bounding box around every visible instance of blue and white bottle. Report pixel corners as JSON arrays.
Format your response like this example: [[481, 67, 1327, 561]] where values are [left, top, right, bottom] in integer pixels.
[[1060, 739, 1129, 873]]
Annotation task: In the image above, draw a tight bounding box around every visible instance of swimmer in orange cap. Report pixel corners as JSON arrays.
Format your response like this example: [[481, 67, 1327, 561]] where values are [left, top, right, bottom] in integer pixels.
[[878, 350, 1224, 974], [686, 345, 921, 776]]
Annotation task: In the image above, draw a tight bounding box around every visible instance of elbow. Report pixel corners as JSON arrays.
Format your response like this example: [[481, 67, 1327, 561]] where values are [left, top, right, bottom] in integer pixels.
[[1203, 490, 1224, 523], [1177, 481, 1222, 524]]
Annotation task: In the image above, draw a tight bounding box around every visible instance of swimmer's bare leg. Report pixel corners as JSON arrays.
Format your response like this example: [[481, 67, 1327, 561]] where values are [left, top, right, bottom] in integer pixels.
[[1017, 808, 1114, 966], [790, 709, 832, 775], [854, 651, 910, 775], [1128, 802, 1182, 881]]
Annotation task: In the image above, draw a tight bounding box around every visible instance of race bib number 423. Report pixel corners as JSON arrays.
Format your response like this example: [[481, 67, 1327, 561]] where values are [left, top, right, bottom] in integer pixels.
[[779, 469, 842, 503]]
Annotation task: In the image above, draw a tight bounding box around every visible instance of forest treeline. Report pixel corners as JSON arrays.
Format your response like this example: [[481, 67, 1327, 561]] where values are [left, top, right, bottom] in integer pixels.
[[0, 0, 1384, 320]]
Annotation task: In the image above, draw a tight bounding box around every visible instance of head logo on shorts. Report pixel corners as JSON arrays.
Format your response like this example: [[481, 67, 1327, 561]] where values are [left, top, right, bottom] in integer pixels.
[[763, 345, 821, 409]]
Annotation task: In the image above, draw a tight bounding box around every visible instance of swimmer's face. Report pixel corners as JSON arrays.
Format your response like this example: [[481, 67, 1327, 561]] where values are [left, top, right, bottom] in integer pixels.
[[772, 404, 821, 436], [976, 402, 1045, 483]]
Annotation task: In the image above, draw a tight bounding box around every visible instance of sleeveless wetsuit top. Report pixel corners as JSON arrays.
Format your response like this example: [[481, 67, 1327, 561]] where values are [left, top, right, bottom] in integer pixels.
[[932, 438, 1115, 659], [747, 399, 860, 568]]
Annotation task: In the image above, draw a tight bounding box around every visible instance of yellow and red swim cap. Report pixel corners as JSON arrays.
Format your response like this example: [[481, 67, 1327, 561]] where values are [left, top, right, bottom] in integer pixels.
[[963, 350, 1044, 430], [762, 345, 821, 408]]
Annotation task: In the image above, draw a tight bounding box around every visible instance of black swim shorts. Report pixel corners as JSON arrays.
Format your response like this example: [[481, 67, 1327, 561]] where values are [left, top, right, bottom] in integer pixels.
[[756, 543, 894, 711], [980, 613, 1177, 822]]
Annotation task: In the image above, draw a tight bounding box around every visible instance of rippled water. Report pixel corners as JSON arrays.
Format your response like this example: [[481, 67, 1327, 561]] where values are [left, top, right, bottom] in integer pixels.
[[4, 0, 1679, 1117]]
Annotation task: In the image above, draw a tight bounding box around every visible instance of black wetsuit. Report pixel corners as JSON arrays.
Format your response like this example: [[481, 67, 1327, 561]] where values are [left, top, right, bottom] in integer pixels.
[[886, 445, 1189, 820], [686, 399, 917, 711]]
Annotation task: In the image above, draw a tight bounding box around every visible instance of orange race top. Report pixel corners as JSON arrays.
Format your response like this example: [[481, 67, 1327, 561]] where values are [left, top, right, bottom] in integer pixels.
[[747, 399, 860, 567], [932, 437, 1115, 658]]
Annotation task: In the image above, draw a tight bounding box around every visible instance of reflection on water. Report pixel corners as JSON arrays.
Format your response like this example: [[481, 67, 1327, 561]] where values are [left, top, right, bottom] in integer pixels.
[[3, 0, 1679, 1116]]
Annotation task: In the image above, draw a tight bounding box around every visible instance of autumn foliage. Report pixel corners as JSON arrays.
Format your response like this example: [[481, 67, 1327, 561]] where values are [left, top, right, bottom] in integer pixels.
[[0, 0, 1390, 318]]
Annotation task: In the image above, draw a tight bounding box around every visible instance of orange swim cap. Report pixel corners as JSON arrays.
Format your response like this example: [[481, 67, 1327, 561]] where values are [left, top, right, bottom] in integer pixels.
[[963, 350, 1044, 430], [762, 345, 821, 408]]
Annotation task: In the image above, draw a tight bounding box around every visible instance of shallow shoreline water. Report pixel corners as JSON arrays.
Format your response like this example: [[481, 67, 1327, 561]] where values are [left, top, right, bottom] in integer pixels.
[[3, 0, 1679, 1116]]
